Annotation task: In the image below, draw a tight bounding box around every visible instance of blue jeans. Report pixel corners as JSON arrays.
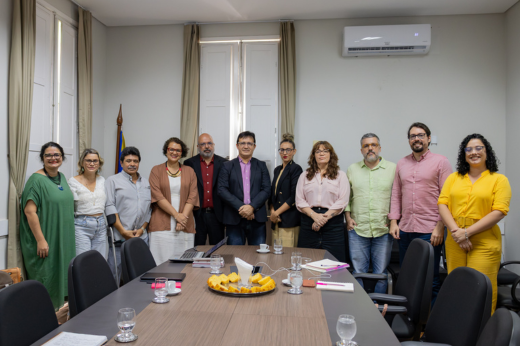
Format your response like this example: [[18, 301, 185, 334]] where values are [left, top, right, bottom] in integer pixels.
[[226, 219, 266, 245], [398, 230, 442, 306], [348, 231, 393, 293], [74, 215, 107, 259]]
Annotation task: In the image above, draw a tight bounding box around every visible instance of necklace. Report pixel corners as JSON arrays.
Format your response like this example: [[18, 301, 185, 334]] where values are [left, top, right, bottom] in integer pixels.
[[165, 162, 182, 178], [43, 168, 63, 190]]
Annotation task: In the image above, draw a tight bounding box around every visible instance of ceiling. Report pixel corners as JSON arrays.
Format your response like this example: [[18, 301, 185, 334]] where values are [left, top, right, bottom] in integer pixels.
[[76, 0, 519, 27]]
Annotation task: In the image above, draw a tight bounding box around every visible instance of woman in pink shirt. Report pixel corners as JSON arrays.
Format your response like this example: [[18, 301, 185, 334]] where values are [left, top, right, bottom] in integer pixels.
[[296, 141, 350, 262]]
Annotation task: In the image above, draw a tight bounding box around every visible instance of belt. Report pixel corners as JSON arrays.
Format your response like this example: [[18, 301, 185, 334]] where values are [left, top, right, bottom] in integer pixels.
[[456, 216, 479, 228], [202, 207, 214, 213]]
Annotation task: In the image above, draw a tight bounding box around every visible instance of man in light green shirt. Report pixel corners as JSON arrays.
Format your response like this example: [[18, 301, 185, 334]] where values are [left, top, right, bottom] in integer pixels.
[[345, 133, 396, 293]]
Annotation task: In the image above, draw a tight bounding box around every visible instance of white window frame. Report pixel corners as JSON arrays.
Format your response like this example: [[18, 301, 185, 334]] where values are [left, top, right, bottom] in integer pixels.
[[27, 1, 78, 182], [199, 35, 280, 173]]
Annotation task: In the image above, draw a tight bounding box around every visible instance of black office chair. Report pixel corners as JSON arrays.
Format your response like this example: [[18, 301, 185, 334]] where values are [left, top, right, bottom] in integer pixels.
[[402, 267, 492, 346], [121, 237, 156, 283], [357, 238, 434, 341], [497, 277, 520, 311], [0, 280, 59, 346], [498, 261, 520, 286], [386, 238, 401, 292], [475, 308, 520, 346], [68, 250, 118, 318]]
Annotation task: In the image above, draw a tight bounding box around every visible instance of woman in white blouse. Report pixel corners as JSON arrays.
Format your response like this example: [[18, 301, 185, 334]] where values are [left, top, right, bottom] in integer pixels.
[[68, 149, 107, 258]]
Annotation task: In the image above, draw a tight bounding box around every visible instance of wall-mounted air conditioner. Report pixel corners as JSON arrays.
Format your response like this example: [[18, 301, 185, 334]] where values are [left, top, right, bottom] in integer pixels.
[[342, 24, 431, 57]]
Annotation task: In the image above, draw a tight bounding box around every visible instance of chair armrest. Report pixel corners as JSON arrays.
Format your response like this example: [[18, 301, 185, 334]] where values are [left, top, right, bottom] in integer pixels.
[[500, 261, 520, 270], [369, 293, 408, 305], [353, 273, 387, 281], [512, 276, 520, 305], [376, 304, 407, 315]]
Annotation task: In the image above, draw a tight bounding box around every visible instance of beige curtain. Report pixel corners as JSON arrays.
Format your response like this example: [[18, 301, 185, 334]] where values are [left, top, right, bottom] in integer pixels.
[[180, 24, 200, 158], [78, 7, 92, 153], [279, 21, 296, 136], [7, 0, 36, 274]]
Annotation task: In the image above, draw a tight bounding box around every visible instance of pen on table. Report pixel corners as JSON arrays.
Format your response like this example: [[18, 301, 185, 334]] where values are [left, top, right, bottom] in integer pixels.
[[317, 282, 347, 287]]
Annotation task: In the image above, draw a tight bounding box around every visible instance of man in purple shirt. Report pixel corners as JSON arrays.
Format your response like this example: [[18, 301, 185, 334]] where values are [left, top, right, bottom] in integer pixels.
[[218, 131, 271, 245], [389, 122, 452, 304]]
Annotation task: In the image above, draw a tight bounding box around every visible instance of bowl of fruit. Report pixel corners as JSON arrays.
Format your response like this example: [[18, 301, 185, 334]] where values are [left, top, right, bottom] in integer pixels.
[[207, 272, 276, 297]]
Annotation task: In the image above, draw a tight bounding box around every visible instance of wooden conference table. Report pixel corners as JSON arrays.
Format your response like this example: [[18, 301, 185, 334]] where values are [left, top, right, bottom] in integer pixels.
[[33, 246, 400, 346]]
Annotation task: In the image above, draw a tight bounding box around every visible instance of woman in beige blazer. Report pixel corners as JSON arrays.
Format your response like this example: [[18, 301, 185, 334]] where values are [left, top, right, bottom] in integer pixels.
[[148, 137, 199, 264]]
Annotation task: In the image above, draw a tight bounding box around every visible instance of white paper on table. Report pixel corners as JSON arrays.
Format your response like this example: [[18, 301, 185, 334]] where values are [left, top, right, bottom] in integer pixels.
[[42, 332, 107, 346], [235, 257, 253, 286]]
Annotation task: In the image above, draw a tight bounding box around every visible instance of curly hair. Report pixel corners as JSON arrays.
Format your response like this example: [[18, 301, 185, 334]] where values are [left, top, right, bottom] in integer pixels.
[[456, 134, 499, 176], [305, 141, 340, 181], [162, 137, 189, 158]]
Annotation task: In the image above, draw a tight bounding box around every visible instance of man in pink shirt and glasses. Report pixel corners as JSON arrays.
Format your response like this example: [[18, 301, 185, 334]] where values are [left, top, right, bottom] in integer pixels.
[[388, 122, 452, 305]]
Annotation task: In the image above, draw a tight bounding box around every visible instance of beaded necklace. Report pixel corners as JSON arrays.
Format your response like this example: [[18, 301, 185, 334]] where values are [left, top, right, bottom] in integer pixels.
[[165, 162, 181, 178]]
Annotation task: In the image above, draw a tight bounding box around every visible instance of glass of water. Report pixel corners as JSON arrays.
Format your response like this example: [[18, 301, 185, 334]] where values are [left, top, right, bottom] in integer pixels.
[[273, 239, 283, 254], [287, 270, 303, 294], [210, 254, 222, 274], [116, 308, 137, 342], [337, 314, 357, 346], [291, 251, 302, 270], [152, 277, 170, 304]]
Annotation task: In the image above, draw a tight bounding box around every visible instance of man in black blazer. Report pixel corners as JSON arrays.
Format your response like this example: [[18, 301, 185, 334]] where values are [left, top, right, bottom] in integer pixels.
[[184, 133, 227, 245], [218, 131, 271, 245]]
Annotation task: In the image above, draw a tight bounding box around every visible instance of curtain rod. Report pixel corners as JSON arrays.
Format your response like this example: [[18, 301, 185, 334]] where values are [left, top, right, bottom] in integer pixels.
[[186, 19, 293, 25]]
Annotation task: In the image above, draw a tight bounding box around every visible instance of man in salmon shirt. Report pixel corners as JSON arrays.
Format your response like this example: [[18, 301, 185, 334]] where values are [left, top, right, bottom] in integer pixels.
[[388, 122, 452, 305]]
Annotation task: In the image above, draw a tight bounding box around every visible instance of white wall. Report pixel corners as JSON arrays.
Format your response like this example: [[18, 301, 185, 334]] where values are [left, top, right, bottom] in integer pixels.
[[44, 0, 77, 21], [293, 15, 506, 175], [200, 22, 279, 38], [0, 0, 12, 269], [505, 3, 520, 265], [92, 17, 106, 160], [103, 25, 184, 178]]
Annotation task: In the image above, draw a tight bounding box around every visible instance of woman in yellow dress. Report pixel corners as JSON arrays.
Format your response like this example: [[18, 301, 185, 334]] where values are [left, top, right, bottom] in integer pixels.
[[438, 134, 511, 313]]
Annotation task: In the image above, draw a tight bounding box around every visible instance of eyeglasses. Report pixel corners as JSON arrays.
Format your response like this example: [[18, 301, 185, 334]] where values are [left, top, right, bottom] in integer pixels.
[[198, 142, 214, 147], [44, 153, 62, 159], [315, 149, 330, 155], [361, 143, 379, 149], [238, 142, 255, 147], [167, 148, 182, 154], [278, 148, 294, 154], [85, 159, 99, 165], [464, 146, 485, 153], [409, 133, 427, 140]]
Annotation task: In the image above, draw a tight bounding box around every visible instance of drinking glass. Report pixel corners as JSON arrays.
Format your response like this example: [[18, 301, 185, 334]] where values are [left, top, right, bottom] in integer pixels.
[[291, 251, 302, 270], [336, 314, 356, 346], [287, 270, 303, 294], [116, 308, 137, 342], [210, 254, 222, 274], [152, 277, 170, 304], [273, 239, 283, 254]]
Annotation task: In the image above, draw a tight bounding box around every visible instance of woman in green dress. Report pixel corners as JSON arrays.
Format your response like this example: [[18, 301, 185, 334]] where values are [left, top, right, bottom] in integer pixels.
[[20, 142, 75, 309]]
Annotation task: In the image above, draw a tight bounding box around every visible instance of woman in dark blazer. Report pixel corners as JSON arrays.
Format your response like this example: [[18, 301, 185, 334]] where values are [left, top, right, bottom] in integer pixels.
[[270, 134, 303, 247]]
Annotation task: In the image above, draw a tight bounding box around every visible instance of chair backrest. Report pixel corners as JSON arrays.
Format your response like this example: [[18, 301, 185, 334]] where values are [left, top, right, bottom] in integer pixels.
[[424, 267, 492, 346], [476, 308, 520, 346], [68, 250, 118, 318], [394, 238, 434, 328], [0, 280, 58, 346], [121, 237, 156, 283]]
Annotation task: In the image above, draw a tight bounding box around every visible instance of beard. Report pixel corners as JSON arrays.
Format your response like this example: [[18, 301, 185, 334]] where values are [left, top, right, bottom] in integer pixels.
[[199, 149, 214, 159], [364, 152, 379, 163], [411, 141, 425, 153]]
